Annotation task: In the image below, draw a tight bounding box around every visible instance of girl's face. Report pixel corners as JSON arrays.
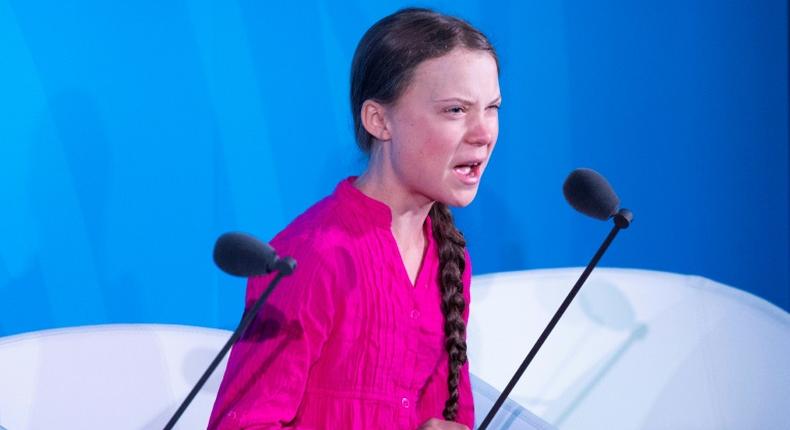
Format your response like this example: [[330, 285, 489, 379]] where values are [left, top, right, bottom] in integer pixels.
[[386, 48, 500, 207]]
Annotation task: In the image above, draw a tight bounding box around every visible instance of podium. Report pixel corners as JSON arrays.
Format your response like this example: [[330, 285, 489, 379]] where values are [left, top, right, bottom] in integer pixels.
[[0, 323, 553, 429], [467, 268, 790, 429], [1, 268, 787, 429]]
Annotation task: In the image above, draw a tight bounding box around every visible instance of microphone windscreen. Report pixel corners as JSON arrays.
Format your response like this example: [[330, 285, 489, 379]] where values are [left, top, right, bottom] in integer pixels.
[[213, 232, 278, 277], [563, 168, 620, 220]]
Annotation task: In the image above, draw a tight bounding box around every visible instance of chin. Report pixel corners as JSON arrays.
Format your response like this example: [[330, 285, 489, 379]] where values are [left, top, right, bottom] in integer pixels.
[[442, 187, 479, 208]]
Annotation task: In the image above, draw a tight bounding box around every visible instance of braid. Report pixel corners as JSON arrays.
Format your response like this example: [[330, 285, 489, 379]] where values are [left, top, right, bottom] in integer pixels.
[[429, 203, 468, 422]]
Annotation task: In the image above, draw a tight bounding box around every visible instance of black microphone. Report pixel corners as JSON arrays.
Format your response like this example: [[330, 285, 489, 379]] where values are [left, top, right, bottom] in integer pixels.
[[564, 168, 633, 228], [563, 168, 620, 220], [163, 232, 296, 430], [214, 232, 296, 277], [477, 168, 633, 430]]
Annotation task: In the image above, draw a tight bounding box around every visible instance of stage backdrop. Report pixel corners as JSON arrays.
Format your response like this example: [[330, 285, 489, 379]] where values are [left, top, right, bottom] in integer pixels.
[[1, 0, 787, 336]]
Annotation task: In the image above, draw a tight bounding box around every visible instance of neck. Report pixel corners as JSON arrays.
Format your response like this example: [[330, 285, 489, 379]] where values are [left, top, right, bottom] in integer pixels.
[[354, 147, 434, 246]]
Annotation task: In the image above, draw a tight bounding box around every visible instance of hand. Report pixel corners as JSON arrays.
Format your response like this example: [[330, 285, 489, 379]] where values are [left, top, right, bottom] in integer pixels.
[[416, 418, 470, 430]]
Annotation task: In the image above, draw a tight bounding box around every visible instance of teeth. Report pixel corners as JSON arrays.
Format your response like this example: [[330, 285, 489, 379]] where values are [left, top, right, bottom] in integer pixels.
[[455, 166, 472, 175]]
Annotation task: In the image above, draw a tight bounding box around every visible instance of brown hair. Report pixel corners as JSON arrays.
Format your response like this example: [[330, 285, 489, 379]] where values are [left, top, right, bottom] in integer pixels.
[[350, 7, 497, 421]]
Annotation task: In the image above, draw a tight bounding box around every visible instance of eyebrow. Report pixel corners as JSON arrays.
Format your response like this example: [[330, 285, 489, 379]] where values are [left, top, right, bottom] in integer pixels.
[[433, 95, 502, 105]]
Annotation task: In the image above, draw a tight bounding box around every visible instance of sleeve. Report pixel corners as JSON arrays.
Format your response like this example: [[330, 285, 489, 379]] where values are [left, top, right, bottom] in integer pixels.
[[207, 246, 337, 430], [417, 249, 475, 429]]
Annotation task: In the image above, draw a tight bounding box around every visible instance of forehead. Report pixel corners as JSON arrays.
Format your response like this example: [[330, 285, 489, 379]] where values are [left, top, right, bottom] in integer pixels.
[[406, 48, 500, 101]]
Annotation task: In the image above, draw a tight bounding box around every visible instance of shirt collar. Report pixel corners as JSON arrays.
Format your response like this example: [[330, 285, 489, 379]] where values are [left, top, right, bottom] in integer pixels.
[[335, 176, 393, 228], [334, 177, 436, 239]]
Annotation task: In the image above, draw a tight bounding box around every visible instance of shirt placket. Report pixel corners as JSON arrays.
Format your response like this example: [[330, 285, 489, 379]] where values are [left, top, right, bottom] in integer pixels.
[[397, 275, 427, 429]]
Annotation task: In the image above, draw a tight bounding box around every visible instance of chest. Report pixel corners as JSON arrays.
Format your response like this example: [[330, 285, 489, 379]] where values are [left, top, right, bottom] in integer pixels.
[[304, 227, 452, 395], [326, 233, 447, 360], [400, 243, 427, 286]]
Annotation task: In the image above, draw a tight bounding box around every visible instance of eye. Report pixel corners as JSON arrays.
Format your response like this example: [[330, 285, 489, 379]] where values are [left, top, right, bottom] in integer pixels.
[[444, 106, 466, 114], [487, 104, 501, 111]]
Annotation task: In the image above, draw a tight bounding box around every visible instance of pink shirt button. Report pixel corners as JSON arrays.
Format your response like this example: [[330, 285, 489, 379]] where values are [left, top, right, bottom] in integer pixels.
[[401, 397, 410, 408], [410, 309, 420, 319]]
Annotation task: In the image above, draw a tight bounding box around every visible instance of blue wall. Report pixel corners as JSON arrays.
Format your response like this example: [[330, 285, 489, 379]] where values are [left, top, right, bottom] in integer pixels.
[[1, 0, 787, 336]]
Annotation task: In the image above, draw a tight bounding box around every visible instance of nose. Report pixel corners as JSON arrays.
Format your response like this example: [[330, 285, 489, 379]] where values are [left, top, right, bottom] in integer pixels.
[[465, 111, 497, 146]]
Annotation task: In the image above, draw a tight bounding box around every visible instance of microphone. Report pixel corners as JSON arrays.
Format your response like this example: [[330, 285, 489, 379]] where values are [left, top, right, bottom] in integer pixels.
[[163, 232, 296, 430], [564, 168, 632, 228], [214, 232, 296, 277], [563, 168, 620, 220], [477, 168, 633, 430]]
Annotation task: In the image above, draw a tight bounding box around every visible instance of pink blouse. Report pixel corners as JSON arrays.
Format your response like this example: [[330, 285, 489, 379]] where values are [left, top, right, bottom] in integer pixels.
[[208, 177, 474, 429]]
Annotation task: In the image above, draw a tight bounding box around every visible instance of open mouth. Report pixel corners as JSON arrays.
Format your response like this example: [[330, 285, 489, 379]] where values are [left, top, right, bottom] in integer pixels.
[[453, 161, 483, 183]]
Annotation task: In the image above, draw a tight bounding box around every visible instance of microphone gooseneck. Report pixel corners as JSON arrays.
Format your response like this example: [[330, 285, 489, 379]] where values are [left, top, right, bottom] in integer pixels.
[[478, 169, 634, 430], [163, 232, 296, 430]]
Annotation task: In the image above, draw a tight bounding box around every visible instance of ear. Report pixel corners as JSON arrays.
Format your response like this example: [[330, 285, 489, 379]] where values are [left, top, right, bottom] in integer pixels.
[[360, 99, 392, 142]]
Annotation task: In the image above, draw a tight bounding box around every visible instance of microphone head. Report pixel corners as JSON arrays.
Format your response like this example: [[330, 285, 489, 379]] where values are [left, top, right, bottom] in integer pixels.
[[213, 232, 278, 277], [563, 168, 620, 220]]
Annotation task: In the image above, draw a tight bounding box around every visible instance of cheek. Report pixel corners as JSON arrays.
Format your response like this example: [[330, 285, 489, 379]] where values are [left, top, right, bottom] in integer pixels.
[[389, 111, 464, 184], [421, 123, 461, 158], [398, 118, 455, 159]]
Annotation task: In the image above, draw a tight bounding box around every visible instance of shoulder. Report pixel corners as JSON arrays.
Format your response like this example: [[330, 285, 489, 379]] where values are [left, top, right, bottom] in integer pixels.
[[268, 192, 354, 264], [247, 192, 356, 301]]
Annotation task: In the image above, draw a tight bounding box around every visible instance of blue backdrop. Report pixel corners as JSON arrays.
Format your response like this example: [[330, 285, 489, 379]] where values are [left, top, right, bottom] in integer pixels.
[[1, 0, 787, 337]]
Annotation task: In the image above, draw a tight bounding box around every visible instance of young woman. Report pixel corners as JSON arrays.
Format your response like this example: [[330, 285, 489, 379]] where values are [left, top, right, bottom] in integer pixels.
[[209, 8, 500, 430]]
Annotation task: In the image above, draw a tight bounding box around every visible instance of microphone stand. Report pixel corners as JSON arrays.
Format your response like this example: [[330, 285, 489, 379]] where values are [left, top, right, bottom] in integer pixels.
[[477, 209, 632, 430], [163, 258, 296, 430]]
